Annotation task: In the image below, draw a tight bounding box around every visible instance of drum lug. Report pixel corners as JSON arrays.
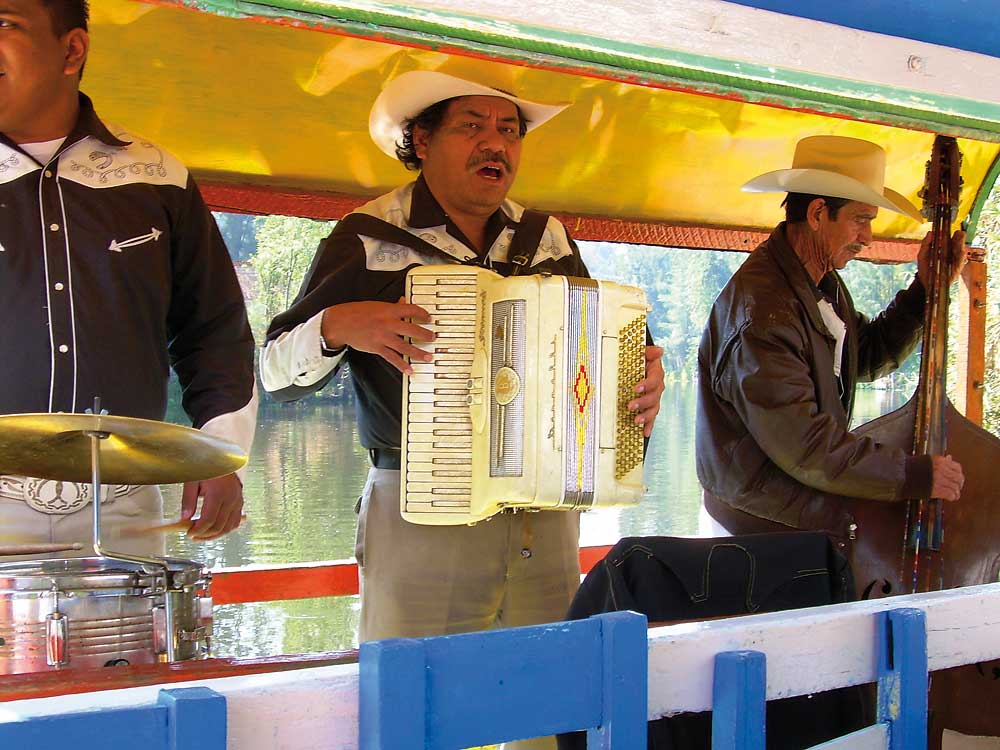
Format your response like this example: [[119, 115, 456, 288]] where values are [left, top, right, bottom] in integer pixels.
[[198, 596, 214, 656], [178, 626, 208, 643], [45, 612, 69, 667], [152, 605, 168, 656], [198, 595, 213, 619]]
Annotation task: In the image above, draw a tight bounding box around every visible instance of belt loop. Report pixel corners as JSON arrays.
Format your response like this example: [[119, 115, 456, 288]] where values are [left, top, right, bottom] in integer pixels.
[[520, 512, 535, 558]]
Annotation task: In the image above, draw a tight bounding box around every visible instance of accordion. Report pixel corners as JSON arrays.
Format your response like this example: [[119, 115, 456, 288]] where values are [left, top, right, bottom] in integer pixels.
[[401, 265, 648, 525]]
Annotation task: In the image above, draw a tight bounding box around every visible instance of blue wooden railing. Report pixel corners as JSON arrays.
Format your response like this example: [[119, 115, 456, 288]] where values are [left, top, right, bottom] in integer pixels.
[[0, 603, 942, 750]]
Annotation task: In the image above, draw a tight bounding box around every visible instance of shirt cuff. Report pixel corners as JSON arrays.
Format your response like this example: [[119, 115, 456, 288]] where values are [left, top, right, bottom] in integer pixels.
[[260, 310, 345, 393], [199, 383, 258, 483]]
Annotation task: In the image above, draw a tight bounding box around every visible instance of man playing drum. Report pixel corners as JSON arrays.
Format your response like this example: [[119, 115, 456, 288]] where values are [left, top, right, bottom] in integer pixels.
[[0, 0, 257, 554], [261, 71, 666, 645]]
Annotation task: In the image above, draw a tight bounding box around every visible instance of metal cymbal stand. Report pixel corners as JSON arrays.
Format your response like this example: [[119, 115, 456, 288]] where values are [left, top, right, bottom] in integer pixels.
[[85, 397, 178, 662]]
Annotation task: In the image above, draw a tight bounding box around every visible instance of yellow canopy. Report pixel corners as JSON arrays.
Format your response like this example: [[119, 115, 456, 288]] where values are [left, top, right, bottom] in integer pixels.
[[89, 1, 1000, 247]]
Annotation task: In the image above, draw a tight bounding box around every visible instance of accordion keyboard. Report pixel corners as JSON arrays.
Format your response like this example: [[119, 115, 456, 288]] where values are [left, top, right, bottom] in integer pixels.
[[402, 272, 478, 515]]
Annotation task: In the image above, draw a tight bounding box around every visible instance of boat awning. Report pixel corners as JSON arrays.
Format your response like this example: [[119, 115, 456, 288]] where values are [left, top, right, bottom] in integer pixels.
[[90, 0, 1000, 253]]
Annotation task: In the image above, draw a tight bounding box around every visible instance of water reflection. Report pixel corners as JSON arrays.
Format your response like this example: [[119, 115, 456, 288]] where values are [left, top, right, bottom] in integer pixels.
[[164, 382, 910, 657]]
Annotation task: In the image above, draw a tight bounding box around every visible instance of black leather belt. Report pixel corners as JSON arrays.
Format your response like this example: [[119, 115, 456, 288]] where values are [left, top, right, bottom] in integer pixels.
[[369, 448, 401, 470]]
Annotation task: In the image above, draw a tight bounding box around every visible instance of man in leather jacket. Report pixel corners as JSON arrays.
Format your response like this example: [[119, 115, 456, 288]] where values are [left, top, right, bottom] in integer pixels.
[[697, 136, 966, 539]]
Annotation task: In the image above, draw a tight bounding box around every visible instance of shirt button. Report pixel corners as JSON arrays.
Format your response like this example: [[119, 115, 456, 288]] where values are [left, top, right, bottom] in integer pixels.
[[44, 170, 53, 178], [58, 344, 69, 353], [49, 223, 60, 232], [54, 282, 64, 291]]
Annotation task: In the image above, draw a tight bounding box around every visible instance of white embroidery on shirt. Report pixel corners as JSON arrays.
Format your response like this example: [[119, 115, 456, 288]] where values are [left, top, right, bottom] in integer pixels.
[[0, 153, 20, 173], [58, 128, 188, 190], [412, 226, 475, 261], [487, 227, 517, 263], [355, 182, 574, 267], [0, 147, 39, 185], [487, 220, 573, 266], [360, 236, 451, 271], [69, 143, 167, 184], [109, 227, 163, 253], [535, 219, 574, 264]]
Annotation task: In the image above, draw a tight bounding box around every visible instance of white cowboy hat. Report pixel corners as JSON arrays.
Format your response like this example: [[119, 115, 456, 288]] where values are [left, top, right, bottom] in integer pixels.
[[741, 135, 924, 223], [369, 70, 568, 159]]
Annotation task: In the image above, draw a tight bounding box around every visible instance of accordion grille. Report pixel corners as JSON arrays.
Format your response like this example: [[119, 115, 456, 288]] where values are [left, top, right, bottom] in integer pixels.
[[489, 300, 526, 477], [563, 278, 599, 507], [403, 273, 477, 513], [616, 314, 647, 479]]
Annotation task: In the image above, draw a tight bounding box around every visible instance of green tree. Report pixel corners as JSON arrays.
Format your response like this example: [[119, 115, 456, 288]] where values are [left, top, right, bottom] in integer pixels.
[[971, 186, 1000, 434], [579, 242, 742, 380], [248, 215, 334, 343], [213, 212, 261, 262], [839, 258, 921, 391]]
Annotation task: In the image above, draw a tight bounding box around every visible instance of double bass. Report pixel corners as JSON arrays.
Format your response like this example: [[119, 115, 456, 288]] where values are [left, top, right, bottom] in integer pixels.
[[848, 135, 1000, 746]]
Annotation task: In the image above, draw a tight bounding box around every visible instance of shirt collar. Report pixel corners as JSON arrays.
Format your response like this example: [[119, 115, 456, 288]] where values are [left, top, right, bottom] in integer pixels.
[[774, 221, 845, 301], [67, 92, 131, 149], [774, 223, 821, 295], [0, 92, 130, 156], [767, 222, 834, 337], [407, 173, 512, 258]]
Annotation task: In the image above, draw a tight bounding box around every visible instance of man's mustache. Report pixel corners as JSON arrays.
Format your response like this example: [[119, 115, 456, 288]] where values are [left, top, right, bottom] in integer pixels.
[[468, 151, 511, 172]]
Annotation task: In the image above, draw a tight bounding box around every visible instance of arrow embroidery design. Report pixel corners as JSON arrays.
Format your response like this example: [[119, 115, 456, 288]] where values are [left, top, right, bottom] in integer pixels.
[[109, 227, 162, 252]]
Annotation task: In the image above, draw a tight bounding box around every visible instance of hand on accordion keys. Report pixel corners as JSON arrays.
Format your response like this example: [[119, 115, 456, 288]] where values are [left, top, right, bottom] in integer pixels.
[[630, 345, 665, 438], [320, 298, 436, 374]]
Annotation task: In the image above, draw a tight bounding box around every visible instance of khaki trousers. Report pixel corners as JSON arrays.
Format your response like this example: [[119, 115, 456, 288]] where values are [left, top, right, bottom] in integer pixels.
[[0, 484, 165, 560], [356, 469, 580, 749]]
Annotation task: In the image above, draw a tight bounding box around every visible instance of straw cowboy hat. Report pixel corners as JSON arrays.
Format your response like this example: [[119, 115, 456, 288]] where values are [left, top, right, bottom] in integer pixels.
[[741, 135, 924, 222], [369, 70, 568, 159]]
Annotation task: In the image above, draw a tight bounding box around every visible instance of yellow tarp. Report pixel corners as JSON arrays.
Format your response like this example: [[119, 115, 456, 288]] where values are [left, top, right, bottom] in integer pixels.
[[88, 0, 999, 239]]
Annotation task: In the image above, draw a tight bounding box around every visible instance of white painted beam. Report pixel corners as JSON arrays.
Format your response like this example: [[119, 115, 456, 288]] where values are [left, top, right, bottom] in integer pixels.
[[0, 663, 360, 750], [648, 583, 1000, 717], [398, 0, 1000, 106]]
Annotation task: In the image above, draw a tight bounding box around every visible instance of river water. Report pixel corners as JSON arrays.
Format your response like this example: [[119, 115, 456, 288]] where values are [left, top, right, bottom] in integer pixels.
[[163, 382, 908, 658]]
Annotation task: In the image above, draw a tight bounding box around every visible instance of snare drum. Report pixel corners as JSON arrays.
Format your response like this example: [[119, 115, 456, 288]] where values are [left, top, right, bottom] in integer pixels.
[[0, 556, 212, 673]]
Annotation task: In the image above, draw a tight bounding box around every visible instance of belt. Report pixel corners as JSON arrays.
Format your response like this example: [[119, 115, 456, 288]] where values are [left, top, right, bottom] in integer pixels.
[[369, 448, 401, 471], [0, 475, 142, 515]]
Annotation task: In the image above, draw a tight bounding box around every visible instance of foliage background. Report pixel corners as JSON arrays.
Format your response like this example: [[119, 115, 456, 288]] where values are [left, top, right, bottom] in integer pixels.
[[232, 213, 934, 393]]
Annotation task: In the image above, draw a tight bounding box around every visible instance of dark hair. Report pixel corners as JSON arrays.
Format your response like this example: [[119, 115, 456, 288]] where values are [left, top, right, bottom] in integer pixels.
[[40, 0, 89, 35], [394, 96, 529, 171], [782, 192, 850, 223]]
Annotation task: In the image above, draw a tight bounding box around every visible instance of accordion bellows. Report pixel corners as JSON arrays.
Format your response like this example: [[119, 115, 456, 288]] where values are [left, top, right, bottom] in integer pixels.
[[401, 265, 648, 525]]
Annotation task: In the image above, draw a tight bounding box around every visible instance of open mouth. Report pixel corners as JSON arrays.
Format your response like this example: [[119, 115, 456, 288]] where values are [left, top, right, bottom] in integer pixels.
[[476, 165, 503, 181]]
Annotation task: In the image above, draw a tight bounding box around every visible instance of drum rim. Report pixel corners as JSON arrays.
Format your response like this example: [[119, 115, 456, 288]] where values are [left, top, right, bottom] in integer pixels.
[[0, 556, 206, 593]]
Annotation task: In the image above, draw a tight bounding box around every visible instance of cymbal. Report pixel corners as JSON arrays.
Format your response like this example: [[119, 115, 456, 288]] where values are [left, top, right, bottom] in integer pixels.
[[0, 413, 247, 485]]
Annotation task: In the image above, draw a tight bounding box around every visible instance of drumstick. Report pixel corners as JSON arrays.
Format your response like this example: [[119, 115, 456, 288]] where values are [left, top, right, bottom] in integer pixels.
[[0, 542, 84, 556], [125, 514, 247, 536]]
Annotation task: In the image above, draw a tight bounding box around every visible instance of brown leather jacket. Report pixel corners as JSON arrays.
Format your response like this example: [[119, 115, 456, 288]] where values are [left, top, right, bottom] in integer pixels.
[[696, 224, 932, 539]]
